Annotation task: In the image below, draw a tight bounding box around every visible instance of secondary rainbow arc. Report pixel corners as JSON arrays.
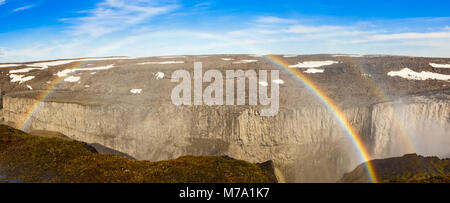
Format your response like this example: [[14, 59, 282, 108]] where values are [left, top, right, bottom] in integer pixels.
[[263, 55, 378, 182]]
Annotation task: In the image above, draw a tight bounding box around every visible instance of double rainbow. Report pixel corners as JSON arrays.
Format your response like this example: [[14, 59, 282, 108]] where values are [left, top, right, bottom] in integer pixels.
[[16, 55, 418, 183], [264, 55, 378, 182]]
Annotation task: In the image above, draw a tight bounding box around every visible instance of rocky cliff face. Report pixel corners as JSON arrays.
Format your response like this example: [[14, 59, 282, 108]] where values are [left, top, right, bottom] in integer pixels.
[[0, 55, 449, 183], [371, 91, 450, 160], [2, 90, 448, 182]]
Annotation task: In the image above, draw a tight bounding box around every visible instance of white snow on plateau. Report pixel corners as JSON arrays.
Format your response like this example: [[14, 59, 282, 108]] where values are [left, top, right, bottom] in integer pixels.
[[64, 76, 81, 82], [332, 54, 362, 58], [221, 58, 234, 61], [10, 74, 35, 84], [0, 64, 22, 68], [233, 60, 258, 64], [289, 61, 339, 68], [159, 56, 186, 59], [56, 64, 115, 77], [304, 69, 325, 74], [9, 67, 43, 74], [26, 85, 33, 90], [283, 55, 298, 58], [429, 63, 450, 68], [138, 61, 184, 65], [8, 57, 125, 73], [155, 72, 165, 79], [273, 79, 285, 84], [130, 89, 142, 94], [388, 68, 450, 81]]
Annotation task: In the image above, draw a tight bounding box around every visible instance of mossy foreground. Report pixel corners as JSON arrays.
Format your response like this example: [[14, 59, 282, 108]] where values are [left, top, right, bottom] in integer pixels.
[[0, 125, 276, 183], [341, 154, 450, 183]]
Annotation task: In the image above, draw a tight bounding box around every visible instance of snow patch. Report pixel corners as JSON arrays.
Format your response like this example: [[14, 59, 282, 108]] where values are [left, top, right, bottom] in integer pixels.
[[64, 76, 80, 82], [10, 74, 35, 83], [221, 58, 234, 61], [8, 57, 126, 73], [388, 68, 450, 81], [233, 60, 258, 64], [26, 85, 33, 90], [429, 63, 450, 68], [9, 67, 43, 74], [138, 61, 184, 65], [56, 64, 115, 77], [130, 89, 142, 94], [283, 55, 298, 58], [159, 56, 186, 59], [155, 72, 165, 79], [304, 69, 325, 74], [332, 54, 362, 57], [0, 64, 22, 68], [289, 61, 338, 68]]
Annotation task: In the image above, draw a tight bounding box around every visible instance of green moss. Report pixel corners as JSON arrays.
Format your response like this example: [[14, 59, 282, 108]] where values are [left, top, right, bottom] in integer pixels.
[[341, 153, 450, 183], [0, 125, 274, 183]]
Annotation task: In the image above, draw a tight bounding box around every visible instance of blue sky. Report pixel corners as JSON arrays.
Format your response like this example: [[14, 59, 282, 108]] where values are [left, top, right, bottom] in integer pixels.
[[1, 0, 450, 62]]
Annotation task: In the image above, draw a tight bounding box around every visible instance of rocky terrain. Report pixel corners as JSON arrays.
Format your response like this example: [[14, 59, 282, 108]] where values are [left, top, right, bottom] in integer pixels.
[[341, 154, 450, 183], [0, 54, 449, 182]]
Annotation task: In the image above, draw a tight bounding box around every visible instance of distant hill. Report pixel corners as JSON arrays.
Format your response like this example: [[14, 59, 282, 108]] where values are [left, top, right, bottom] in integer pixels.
[[0, 125, 277, 183], [341, 154, 450, 183]]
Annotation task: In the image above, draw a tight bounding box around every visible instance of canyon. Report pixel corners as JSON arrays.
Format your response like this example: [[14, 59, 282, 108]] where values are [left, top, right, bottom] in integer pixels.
[[0, 54, 449, 182]]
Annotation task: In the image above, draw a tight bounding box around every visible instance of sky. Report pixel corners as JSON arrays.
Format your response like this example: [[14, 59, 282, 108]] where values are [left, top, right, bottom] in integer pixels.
[[1, 0, 450, 62]]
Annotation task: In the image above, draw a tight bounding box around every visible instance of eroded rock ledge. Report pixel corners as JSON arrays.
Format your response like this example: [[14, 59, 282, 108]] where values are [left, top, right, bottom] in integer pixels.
[[1, 90, 448, 182]]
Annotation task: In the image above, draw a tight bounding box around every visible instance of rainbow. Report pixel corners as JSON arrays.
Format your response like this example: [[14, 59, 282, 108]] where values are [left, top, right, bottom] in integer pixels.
[[19, 61, 90, 131], [16, 55, 388, 182], [263, 55, 378, 182], [343, 57, 416, 154]]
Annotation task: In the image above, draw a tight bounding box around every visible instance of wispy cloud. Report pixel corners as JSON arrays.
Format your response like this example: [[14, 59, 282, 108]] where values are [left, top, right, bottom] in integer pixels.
[[194, 2, 211, 8], [0, 0, 5, 6], [257, 16, 297, 24], [12, 4, 35, 12], [282, 25, 347, 33], [3, 12, 450, 62], [62, 0, 179, 37], [355, 31, 450, 43]]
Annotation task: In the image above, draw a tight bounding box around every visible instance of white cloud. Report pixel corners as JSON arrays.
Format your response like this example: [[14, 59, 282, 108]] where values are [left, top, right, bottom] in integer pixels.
[[12, 4, 35, 12], [0, 0, 5, 6], [3, 11, 450, 62], [283, 25, 347, 34], [194, 2, 211, 8], [257, 16, 297, 24], [62, 0, 178, 37], [364, 32, 450, 42]]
